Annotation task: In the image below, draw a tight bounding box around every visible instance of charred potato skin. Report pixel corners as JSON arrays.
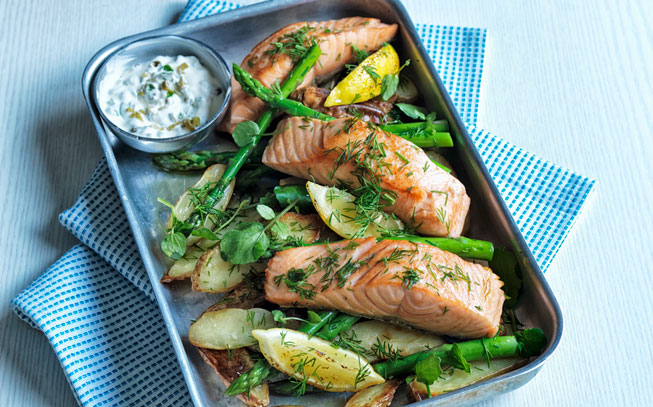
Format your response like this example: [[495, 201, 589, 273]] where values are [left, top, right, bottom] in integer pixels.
[[197, 347, 269, 407], [193, 289, 269, 406], [406, 359, 528, 402], [344, 379, 401, 407]]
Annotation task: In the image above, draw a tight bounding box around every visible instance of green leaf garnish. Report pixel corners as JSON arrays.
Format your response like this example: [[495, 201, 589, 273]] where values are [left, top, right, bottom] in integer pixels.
[[163, 64, 173, 72], [396, 103, 427, 120], [220, 222, 269, 264], [307, 310, 322, 324], [381, 74, 399, 101], [450, 343, 471, 373], [489, 247, 522, 308], [415, 354, 442, 398], [191, 228, 219, 241], [270, 221, 291, 240], [272, 310, 288, 324], [161, 231, 186, 260], [232, 120, 260, 147], [256, 204, 276, 220], [516, 328, 547, 357]]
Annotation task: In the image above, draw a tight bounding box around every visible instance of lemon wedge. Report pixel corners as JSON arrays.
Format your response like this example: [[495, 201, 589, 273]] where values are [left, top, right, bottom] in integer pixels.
[[325, 44, 400, 107], [306, 181, 404, 239], [252, 328, 385, 392]]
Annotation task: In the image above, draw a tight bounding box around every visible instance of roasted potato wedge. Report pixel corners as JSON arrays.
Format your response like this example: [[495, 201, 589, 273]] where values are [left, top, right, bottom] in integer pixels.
[[407, 358, 525, 401], [161, 239, 216, 283], [166, 164, 235, 246], [271, 212, 323, 244], [345, 321, 445, 361], [191, 245, 265, 293], [345, 379, 401, 407], [189, 308, 276, 350], [205, 284, 266, 312], [197, 347, 269, 407]]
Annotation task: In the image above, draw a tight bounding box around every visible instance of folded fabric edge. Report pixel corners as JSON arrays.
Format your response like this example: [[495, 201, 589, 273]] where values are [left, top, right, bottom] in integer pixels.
[[10, 245, 100, 407], [468, 125, 596, 271]]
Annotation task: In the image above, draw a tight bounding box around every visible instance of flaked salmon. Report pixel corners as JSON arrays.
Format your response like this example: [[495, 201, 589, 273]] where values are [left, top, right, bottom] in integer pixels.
[[220, 17, 398, 133], [264, 238, 505, 338], [262, 117, 471, 236]]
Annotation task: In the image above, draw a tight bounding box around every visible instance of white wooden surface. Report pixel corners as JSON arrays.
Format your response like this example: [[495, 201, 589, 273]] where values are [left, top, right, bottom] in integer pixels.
[[1, 0, 651, 406]]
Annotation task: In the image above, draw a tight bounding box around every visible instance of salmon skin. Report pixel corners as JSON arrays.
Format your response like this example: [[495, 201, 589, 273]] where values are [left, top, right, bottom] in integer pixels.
[[220, 17, 398, 133], [262, 116, 471, 237], [264, 238, 504, 338]]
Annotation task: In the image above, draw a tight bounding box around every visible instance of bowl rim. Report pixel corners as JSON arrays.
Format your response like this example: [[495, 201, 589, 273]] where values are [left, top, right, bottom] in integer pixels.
[[91, 34, 232, 144]]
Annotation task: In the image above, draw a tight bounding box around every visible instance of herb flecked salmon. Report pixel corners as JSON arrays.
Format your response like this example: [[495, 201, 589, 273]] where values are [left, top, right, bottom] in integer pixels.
[[262, 116, 471, 237], [264, 238, 505, 338], [219, 17, 398, 133]]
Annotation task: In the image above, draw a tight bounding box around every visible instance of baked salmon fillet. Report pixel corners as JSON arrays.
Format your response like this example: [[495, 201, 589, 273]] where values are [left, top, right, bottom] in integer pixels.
[[220, 17, 398, 133], [265, 238, 505, 338], [262, 117, 471, 236]]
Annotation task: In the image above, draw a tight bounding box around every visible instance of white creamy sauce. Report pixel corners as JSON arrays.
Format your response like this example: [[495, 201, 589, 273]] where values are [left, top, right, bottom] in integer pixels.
[[99, 55, 222, 138]]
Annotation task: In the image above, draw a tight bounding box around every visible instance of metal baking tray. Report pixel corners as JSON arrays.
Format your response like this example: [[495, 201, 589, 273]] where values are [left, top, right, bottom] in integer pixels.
[[82, 1, 562, 406]]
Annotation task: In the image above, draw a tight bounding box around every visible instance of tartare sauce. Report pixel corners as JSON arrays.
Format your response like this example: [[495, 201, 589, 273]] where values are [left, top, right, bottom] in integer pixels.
[[99, 55, 222, 138]]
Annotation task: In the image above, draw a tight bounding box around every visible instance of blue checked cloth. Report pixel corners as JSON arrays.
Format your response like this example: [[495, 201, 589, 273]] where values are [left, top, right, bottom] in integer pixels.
[[11, 1, 594, 406]]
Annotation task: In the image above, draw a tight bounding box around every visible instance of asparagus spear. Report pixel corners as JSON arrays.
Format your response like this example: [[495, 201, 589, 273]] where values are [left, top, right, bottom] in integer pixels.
[[298, 310, 338, 335], [387, 236, 494, 261], [381, 120, 449, 134], [269, 380, 316, 395], [224, 359, 275, 396], [373, 328, 547, 379], [233, 64, 453, 149], [180, 44, 323, 233], [272, 183, 495, 260], [153, 150, 237, 171], [315, 313, 360, 341], [236, 165, 277, 190]]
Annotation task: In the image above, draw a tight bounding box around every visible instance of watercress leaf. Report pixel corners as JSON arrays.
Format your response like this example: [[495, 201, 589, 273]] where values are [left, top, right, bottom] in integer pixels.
[[191, 227, 219, 241], [220, 222, 269, 264], [256, 204, 276, 220], [163, 64, 173, 72], [161, 232, 186, 260], [450, 343, 471, 373], [381, 73, 399, 101], [272, 310, 288, 325], [232, 120, 260, 147], [307, 310, 322, 324], [415, 354, 442, 387], [516, 328, 547, 358], [396, 103, 427, 120], [270, 221, 290, 240], [172, 217, 195, 236], [489, 247, 522, 308]]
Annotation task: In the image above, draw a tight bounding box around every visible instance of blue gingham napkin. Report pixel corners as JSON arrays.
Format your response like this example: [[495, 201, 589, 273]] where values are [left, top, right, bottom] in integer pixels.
[[11, 1, 594, 406]]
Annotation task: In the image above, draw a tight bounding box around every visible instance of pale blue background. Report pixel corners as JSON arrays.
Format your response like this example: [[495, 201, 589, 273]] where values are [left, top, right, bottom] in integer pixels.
[[0, 0, 651, 406]]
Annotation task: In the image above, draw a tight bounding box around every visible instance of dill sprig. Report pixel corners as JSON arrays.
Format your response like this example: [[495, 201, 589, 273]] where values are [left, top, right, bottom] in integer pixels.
[[266, 24, 318, 62]]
